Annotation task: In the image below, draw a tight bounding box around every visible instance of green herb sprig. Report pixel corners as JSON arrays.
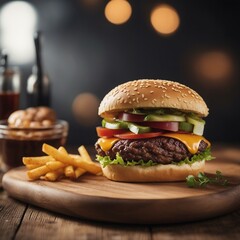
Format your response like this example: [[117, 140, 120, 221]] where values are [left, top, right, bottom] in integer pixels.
[[186, 171, 228, 188]]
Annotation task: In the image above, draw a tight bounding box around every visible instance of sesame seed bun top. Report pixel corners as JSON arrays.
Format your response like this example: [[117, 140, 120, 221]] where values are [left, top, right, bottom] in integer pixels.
[[98, 79, 209, 118]]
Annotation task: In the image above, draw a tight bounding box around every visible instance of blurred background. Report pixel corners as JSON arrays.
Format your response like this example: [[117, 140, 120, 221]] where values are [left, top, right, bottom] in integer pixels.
[[0, 0, 239, 146]]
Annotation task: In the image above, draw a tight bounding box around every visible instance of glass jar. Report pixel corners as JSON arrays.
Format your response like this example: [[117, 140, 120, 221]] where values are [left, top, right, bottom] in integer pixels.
[[0, 120, 68, 172]]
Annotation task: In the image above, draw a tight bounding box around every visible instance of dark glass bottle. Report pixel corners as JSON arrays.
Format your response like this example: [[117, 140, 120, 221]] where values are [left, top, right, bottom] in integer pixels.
[[0, 53, 21, 119], [27, 31, 50, 107]]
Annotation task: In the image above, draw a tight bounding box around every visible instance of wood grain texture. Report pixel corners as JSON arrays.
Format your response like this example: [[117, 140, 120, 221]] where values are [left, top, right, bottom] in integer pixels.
[[2, 148, 240, 224], [151, 211, 240, 240], [0, 191, 27, 239], [15, 205, 150, 240]]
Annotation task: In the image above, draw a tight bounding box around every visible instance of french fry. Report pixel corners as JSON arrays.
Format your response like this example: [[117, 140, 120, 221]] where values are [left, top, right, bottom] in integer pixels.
[[69, 155, 87, 178], [78, 145, 102, 174], [45, 169, 64, 181], [78, 145, 92, 162], [74, 157, 101, 175], [64, 165, 75, 178], [42, 143, 77, 166], [70, 154, 82, 161], [27, 165, 51, 180], [69, 154, 85, 165], [58, 146, 68, 155], [69, 154, 101, 175], [23, 156, 54, 166], [24, 143, 102, 182], [75, 167, 86, 178], [42, 143, 101, 174], [25, 164, 40, 170], [46, 161, 66, 171]]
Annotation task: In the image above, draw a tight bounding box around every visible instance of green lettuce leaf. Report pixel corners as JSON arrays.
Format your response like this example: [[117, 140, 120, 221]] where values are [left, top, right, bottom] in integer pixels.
[[173, 148, 215, 166], [96, 148, 214, 168]]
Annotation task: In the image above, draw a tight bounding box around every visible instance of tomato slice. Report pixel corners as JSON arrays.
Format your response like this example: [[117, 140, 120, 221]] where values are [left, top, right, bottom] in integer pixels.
[[141, 121, 179, 132], [96, 127, 127, 137], [118, 112, 146, 122], [114, 131, 163, 139]]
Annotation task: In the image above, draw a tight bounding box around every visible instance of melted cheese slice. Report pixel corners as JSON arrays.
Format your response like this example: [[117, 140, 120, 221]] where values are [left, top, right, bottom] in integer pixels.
[[162, 133, 210, 154], [97, 133, 210, 154], [97, 137, 119, 152]]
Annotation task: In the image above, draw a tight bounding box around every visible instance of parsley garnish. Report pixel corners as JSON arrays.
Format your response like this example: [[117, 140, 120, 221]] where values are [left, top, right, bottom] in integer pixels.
[[186, 171, 228, 188]]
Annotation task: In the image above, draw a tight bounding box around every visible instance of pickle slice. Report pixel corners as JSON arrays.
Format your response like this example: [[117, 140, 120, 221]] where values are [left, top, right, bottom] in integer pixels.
[[186, 116, 205, 136], [179, 122, 194, 132], [128, 123, 151, 134], [144, 114, 185, 122], [102, 119, 128, 129]]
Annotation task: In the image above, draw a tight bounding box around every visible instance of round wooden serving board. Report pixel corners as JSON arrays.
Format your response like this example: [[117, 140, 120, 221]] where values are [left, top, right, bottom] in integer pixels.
[[2, 148, 240, 224]]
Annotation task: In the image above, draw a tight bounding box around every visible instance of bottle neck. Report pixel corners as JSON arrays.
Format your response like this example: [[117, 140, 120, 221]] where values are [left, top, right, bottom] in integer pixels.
[[27, 69, 51, 107]]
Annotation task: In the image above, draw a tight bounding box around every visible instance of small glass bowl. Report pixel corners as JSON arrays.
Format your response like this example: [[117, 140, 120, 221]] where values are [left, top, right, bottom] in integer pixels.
[[0, 120, 68, 172]]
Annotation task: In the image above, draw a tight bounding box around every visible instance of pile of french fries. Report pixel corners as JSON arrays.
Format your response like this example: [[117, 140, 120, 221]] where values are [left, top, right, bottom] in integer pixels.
[[22, 143, 102, 181]]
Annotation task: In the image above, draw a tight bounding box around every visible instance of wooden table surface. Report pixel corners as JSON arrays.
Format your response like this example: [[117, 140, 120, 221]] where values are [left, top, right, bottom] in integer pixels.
[[1, 144, 240, 240]]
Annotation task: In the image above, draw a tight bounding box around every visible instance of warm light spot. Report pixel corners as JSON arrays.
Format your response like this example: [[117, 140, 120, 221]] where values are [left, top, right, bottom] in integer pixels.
[[0, 1, 37, 64], [150, 4, 180, 35], [72, 93, 100, 126], [105, 0, 132, 25], [193, 51, 234, 84]]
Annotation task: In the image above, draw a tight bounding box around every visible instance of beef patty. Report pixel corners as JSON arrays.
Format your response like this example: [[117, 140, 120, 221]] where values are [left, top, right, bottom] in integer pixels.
[[95, 137, 208, 164]]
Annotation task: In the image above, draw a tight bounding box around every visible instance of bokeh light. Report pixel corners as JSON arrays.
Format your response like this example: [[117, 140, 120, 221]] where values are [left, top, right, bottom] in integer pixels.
[[0, 1, 37, 64], [72, 93, 100, 126], [193, 50, 234, 84], [104, 0, 132, 25], [150, 4, 180, 35]]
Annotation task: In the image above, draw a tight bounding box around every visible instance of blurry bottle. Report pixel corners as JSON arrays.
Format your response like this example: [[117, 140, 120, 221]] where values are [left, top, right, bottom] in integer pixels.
[[27, 31, 50, 107], [0, 52, 21, 119]]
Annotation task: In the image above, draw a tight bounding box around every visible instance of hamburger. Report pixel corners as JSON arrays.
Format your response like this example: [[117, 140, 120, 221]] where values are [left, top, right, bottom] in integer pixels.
[[95, 79, 213, 182]]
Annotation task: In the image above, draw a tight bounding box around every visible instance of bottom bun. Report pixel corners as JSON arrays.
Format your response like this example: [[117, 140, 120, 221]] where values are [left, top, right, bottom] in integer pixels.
[[101, 161, 205, 182]]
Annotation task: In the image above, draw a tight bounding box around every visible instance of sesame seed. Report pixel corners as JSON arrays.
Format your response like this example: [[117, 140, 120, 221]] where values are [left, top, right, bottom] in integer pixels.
[[164, 93, 170, 98], [172, 88, 181, 92]]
